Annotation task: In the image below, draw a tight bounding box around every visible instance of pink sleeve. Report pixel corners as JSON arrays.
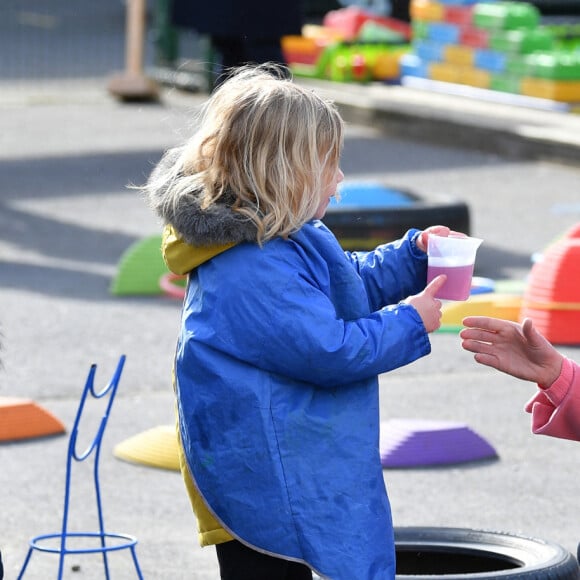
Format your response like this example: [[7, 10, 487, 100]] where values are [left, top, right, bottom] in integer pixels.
[[524, 358, 580, 441]]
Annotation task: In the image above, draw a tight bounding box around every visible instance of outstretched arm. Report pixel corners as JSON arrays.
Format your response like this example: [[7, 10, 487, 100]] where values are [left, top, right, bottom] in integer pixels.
[[460, 316, 564, 388]]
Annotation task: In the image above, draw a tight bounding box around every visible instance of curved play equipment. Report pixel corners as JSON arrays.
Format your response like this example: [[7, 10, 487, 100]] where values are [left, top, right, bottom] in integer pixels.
[[0, 397, 65, 442], [380, 419, 497, 468], [159, 272, 187, 300], [520, 236, 580, 345], [439, 293, 523, 332], [113, 424, 180, 471], [114, 418, 497, 473], [110, 234, 167, 296], [322, 181, 470, 251]]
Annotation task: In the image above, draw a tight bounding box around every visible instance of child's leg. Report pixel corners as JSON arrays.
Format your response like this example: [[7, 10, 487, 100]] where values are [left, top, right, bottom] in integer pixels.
[[216, 539, 312, 580]]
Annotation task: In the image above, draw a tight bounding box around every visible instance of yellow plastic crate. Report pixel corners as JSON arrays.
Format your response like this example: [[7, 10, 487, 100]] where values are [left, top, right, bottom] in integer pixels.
[[429, 62, 490, 89], [429, 62, 462, 83], [444, 44, 475, 67], [521, 77, 580, 102], [459, 66, 491, 89]]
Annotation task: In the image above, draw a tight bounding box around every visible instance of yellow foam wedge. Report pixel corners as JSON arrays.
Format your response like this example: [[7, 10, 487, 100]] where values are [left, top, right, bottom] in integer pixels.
[[440, 293, 523, 330], [113, 424, 180, 471]]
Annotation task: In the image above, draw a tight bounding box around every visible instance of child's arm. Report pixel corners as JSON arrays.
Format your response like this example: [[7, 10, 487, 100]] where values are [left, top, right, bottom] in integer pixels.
[[346, 226, 454, 309], [524, 357, 580, 441], [461, 316, 580, 442]]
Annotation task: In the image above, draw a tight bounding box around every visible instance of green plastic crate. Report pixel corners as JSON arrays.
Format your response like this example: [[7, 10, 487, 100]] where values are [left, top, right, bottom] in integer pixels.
[[473, 2, 541, 31], [489, 27, 555, 54], [526, 51, 580, 80], [412, 20, 429, 41], [505, 53, 531, 76], [490, 72, 522, 93]]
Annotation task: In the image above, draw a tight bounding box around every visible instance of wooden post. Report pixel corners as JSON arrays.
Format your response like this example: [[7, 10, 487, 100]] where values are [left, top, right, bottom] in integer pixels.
[[108, 0, 160, 101]]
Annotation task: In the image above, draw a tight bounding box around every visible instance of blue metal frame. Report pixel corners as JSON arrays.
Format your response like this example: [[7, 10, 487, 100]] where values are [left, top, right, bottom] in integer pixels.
[[18, 356, 143, 579]]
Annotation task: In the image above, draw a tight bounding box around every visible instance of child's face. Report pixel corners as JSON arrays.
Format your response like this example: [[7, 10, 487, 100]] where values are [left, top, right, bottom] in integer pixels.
[[314, 166, 344, 220]]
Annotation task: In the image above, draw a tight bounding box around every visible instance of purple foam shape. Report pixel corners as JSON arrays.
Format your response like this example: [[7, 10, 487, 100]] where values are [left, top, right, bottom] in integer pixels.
[[380, 419, 498, 468]]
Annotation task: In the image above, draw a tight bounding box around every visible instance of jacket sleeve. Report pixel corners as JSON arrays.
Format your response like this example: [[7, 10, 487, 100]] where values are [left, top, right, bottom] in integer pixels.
[[188, 245, 431, 389], [345, 229, 428, 310], [524, 357, 580, 442]]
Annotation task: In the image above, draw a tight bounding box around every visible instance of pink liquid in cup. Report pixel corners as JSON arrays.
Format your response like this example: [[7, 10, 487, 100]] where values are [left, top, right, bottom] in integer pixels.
[[427, 263, 474, 301]]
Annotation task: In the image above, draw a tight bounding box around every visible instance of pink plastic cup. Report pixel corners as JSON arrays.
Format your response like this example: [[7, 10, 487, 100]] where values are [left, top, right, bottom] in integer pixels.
[[427, 235, 483, 301]]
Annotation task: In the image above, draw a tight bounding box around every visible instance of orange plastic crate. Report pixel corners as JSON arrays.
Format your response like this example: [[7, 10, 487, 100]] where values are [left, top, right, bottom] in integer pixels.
[[411, 0, 444, 22]]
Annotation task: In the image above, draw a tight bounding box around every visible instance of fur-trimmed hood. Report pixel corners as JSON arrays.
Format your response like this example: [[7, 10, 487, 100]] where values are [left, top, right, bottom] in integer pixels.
[[145, 149, 258, 248]]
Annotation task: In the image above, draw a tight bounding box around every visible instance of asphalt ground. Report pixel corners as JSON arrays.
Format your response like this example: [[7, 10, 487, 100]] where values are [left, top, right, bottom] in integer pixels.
[[2, 71, 580, 580]]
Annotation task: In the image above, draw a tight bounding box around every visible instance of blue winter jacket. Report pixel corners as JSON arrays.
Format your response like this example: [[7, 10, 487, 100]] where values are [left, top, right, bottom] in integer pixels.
[[147, 159, 432, 579]]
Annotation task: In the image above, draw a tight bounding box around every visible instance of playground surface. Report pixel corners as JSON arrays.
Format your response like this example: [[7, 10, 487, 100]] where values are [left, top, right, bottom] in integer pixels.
[[2, 77, 580, 578]]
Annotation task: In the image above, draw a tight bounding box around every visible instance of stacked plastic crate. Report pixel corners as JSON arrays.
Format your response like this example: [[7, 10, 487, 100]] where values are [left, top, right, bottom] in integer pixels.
[[402, 0, 580, 103]]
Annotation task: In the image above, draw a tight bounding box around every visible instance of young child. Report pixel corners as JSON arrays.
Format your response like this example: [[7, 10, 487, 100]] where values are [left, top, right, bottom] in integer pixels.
[[144, 64, 451, 580], [461, 316, 580, 442]]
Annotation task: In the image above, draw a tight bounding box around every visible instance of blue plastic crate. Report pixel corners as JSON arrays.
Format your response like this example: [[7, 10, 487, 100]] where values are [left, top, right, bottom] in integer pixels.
[[400, 54, 430, 78], [415, 39, 446, 63], [475, 49, 507, 72]]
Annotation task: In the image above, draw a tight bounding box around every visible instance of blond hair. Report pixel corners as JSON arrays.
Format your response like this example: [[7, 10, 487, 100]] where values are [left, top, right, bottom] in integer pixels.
[[149, 65, 344, 243]]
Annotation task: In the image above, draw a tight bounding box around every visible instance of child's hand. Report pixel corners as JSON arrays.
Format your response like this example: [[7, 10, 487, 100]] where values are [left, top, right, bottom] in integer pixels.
[[461, 316, 564, 387], [417, 225, 466, 253], [404, 275, 446, 333]]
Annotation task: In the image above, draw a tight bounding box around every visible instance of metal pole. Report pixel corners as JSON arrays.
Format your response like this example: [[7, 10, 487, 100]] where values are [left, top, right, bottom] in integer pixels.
[[107, 0, 160, 101]]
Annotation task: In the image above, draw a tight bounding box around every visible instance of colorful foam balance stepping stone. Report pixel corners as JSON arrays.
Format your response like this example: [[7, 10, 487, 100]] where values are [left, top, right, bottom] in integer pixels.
[[0, 397, 65, 442], [520, 238, 580, 345], [114, 425, 180, 471], [322, 182, 470, 251], [110, 234, 168, 296], [438, 292, 523, 331], [470, 276, 495, 294], [380, 418, 498, 468], [159, 272, 187, 300]]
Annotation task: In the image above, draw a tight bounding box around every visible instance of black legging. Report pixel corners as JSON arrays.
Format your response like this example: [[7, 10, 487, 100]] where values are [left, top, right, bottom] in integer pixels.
[[216, 539, 313, 580]]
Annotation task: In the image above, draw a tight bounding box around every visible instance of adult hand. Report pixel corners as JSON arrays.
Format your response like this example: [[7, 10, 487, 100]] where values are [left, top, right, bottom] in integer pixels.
[[460, 316, 564, 387], [404, 275, 446, 333]]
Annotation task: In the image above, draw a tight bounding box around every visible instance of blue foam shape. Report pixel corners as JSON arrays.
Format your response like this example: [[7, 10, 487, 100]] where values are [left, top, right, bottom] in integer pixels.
[[332, 183, 416, 209]]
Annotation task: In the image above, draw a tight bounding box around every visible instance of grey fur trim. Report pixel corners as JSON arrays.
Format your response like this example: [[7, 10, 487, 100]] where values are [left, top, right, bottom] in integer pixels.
[[146, 150, 258, 246]]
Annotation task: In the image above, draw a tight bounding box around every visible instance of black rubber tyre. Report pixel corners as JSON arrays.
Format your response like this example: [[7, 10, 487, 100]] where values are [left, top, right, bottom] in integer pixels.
[[395, 527, 580, 579], [321, 187, 470, 252]]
